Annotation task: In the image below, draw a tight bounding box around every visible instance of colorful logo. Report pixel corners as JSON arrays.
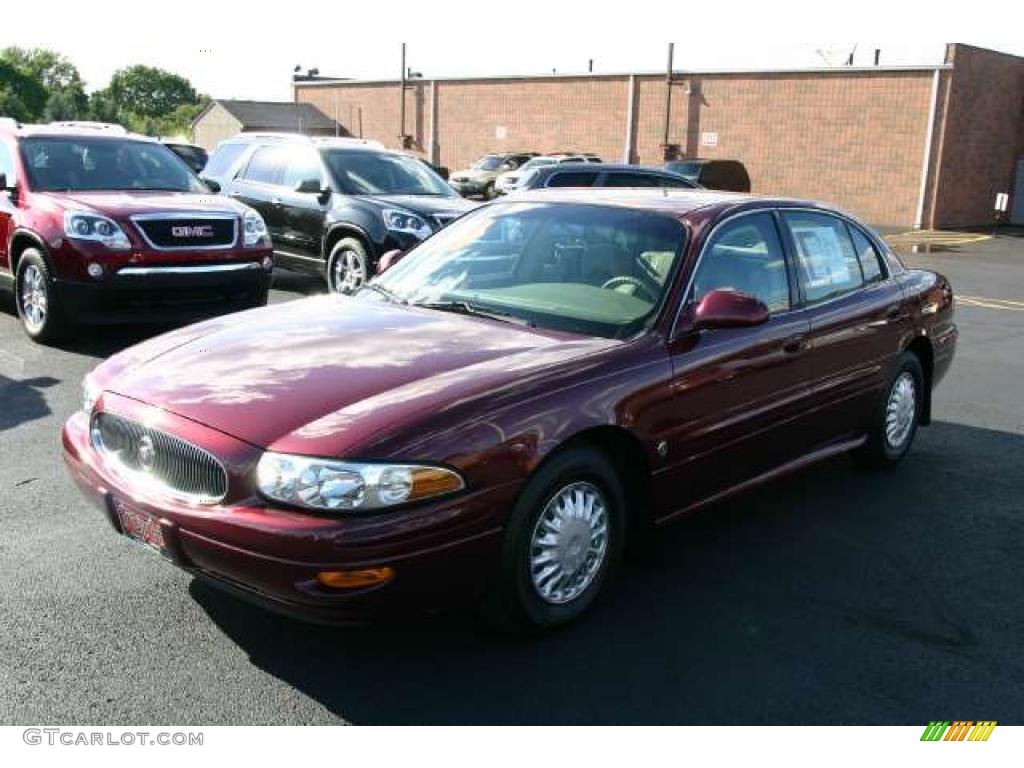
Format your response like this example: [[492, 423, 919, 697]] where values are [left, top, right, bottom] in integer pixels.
[[920, 721, 996, 741]]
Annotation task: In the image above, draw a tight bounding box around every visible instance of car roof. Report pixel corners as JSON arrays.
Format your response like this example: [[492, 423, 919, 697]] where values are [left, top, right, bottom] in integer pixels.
[[505, 187, 827, 220], [0, 121, 156, 142]]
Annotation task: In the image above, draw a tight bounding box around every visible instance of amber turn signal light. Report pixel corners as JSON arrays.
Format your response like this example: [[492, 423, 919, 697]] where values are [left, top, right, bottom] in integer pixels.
[[316, 567, 395, 590]]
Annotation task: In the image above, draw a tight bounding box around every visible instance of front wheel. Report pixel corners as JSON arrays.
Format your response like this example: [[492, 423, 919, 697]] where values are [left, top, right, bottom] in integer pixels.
[[15, 250, 67, 344], [486, 445, 624, 632], [326, 238, 370, 295], [857, 351, 924, 467]]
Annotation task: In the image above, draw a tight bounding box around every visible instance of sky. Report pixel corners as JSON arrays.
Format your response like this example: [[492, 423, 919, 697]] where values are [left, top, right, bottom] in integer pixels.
[[3, 1, 1022, 100]]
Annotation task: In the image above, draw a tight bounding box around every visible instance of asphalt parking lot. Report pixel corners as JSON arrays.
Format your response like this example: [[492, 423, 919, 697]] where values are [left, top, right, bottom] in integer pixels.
[[1, 232, 1022, 725]]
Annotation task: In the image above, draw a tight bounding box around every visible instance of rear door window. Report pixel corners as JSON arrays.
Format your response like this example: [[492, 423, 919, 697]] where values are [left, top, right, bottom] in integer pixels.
[[602, 172, 663, 188], [781, 211, 864, 304], [545, 171, 600, 188]]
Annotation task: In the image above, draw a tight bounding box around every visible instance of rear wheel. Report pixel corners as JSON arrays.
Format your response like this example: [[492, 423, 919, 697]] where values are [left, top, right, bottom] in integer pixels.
[[15, 250, 67, 344], [326, 238, 370, 295], [857, 351, 924, 467], [486, 445, 624, 632]]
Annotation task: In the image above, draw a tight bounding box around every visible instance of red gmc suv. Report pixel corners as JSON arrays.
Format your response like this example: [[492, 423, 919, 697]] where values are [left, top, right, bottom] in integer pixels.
[[0, 120, 273, 343]]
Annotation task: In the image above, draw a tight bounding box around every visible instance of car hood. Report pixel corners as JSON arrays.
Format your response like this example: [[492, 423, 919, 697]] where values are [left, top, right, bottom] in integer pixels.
[[100, 296, 616, 455], [357, 193, 477, 218], [39, 190, 251, 218]]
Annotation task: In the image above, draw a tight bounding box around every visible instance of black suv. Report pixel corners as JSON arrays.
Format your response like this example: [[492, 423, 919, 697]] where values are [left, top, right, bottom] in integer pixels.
[[204, 134, 477, 293], [511, 163, 698, 193], [664, 159, 751, 192]]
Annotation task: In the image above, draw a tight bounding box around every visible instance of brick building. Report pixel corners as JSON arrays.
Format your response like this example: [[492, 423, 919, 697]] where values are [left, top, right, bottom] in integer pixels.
[[294, 44, 1024, 229]]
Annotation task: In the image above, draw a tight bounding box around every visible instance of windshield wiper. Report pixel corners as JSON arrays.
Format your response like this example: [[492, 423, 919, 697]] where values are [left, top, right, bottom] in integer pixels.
[[358, 283, 405, 304], [414, 300, 534, 327]]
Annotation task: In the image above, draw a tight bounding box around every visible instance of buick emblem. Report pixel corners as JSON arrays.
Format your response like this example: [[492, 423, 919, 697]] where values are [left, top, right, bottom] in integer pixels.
[[171, 225, 214, 238], [138, 435, 156, 472]]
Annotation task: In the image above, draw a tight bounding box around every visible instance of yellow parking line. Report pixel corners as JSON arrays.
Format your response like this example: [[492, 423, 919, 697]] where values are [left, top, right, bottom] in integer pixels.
[[959, 294, 1024, 308], [958, 297, 1024, 311], [885, 231, 992, 247]]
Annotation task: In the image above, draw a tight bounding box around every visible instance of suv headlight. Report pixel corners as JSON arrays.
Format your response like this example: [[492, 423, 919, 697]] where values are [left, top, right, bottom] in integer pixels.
[[243, 209, 269, 246], [383, 209, 431, 240], [257, 453, 465, 512], [81, 374, 101, 415], [64, 211, 131, 250]]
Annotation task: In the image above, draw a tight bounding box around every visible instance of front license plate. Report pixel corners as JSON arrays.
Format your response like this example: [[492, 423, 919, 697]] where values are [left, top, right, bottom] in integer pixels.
[[112, 498, 166, 553]]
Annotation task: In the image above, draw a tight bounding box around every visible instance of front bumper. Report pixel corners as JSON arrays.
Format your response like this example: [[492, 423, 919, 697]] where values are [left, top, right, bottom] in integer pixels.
[[449, 179, 488, 197], [55, 262, 272, 324], [61, 408, 511, 623]]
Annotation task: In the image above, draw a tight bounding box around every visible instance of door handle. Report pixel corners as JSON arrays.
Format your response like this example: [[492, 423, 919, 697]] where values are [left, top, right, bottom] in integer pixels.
[[271, 197, 283, 206], [227, 191, 242, 197], [782, 334, 806, 354], [884, 304, 903, 319]]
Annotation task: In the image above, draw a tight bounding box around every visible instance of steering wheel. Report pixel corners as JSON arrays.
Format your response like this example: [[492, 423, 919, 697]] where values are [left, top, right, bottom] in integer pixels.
[[601, 276, 658, 303]]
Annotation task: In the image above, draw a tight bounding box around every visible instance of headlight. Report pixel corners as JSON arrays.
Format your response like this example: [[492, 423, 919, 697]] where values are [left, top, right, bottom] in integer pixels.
[[256, 453, 465, 512], [81, 374, 101, 414], [64, 211, 131, 250], [383, 209, 431, 240], [243, 209, 269, 247]]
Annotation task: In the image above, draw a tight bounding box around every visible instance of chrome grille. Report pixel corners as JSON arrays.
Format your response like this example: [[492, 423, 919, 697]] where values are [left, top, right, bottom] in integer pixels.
[[131, 214, 237, 250], [91, 412, 228, 503]]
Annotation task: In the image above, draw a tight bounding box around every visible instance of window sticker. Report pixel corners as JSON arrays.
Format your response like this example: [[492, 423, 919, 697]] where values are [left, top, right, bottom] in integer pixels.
[[794, 226, 851, 289]]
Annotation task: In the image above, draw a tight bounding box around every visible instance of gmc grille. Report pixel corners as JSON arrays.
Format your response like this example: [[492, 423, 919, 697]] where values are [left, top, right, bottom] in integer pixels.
[[91, 412, 228, 503], [132, 215, 237, 249]]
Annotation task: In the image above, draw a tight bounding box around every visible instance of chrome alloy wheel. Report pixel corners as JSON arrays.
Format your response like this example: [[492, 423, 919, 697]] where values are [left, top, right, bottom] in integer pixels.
[[528, 481, 609, 605], [885, 371, 917, 448], [332, 249, 366, 294], [19, 264, 47, 332]]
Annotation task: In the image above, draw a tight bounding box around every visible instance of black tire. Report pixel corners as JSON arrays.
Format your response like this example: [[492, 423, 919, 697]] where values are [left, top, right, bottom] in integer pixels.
[[856, 351, 925, 468], [483, 181, 496, 200], [14, 249, 67, 344], [326, 237, 370, 295], [485, 444, 625, 633]]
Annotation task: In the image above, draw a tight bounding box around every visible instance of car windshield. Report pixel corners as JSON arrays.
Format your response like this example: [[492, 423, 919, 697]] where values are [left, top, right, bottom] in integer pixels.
[[666, 161, 701, 179], [20, 137, 204, 193], [371, 202, 687, 339], [323, 149, 454, 196], [519, 157, 557, 171], [472, 155, 506, 171]]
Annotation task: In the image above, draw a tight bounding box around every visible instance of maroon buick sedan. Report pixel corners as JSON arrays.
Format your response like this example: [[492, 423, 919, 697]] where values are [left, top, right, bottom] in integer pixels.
[[62, 189, 957, 630]]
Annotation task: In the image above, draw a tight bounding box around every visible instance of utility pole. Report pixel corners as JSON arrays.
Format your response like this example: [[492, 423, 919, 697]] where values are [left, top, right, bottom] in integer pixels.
[[399, 43, 407, 145], [663, 43, 674, 151]]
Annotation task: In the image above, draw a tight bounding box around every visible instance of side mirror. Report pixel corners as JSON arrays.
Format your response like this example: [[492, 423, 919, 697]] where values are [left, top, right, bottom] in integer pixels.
[[691, 289, 769, 330], [376, 249, 404, 275], [0, 172, 17, 202], [202, 177, 221, 193], [295, 178, 323, 194]]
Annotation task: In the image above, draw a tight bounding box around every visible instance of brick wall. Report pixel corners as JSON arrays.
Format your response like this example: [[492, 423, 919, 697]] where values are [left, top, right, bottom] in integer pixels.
[[928, 44, 1024, 228], [294, 46, 1024, 228]]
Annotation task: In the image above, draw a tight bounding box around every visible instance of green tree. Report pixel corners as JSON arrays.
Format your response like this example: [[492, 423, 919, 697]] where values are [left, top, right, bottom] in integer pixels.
[[106, 65, 197, 120], [0, 60, 47, 121], [1, 46, 88, 118]]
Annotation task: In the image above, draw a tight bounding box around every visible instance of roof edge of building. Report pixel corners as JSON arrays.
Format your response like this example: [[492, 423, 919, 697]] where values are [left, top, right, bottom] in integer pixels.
[[294, 63, 954, 89]]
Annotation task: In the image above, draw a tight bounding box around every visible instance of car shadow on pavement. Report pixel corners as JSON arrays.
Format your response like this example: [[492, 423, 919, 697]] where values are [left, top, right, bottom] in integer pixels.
[[0, 374, 59, 433], [191, 420, 1024, 724]]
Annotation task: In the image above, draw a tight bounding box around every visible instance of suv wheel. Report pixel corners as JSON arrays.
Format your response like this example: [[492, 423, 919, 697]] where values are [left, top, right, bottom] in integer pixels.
[[486, 445, 624, 632], [483, 181, 496, 200], [15, 250, 66, 343], [327, 238, 370, 295]]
